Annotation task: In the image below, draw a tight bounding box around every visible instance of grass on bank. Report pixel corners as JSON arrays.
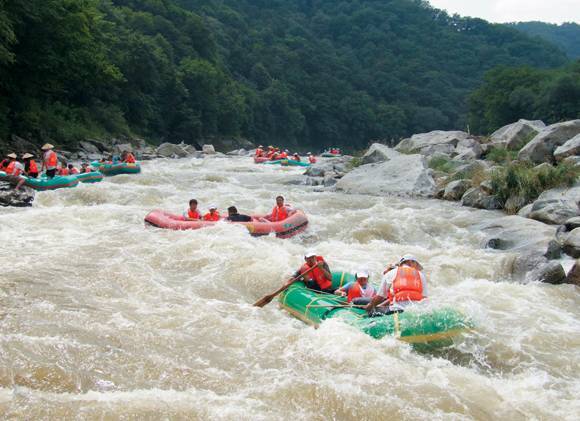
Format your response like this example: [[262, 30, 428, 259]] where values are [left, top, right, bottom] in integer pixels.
[[490, 161, 580, 213]]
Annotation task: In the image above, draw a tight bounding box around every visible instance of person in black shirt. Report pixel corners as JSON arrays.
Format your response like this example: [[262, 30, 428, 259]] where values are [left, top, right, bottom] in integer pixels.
[[226, 206, 252, 222]]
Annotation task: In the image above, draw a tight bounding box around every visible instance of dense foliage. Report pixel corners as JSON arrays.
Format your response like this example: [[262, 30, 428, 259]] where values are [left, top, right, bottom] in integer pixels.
[[0, 0, 569, 150], [468, 60, 580, 134], [509, 22, 580, 59]]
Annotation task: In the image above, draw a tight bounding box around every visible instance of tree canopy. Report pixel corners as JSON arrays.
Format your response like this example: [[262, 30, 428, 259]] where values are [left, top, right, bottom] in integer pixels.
[[509, 22, 580, 59]]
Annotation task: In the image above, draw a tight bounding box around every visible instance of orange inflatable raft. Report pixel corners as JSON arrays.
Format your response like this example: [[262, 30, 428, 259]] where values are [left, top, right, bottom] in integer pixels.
[[144, 209, 308, 238]]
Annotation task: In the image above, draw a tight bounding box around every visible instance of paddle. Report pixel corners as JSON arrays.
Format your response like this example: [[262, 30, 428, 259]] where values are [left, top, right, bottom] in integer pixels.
[[253, 265, 317, 308]]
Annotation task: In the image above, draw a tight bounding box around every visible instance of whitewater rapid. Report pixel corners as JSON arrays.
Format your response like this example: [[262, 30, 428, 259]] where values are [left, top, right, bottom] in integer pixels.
[[0, 156, 578, 419]]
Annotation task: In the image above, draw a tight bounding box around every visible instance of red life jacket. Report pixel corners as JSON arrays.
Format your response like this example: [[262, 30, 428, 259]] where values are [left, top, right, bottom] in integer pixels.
[[81, 167, 91, 173], [279, 152, 288, 159], [124, 153, 136, 164], [28, 160, 38, 174], [203, 211, 220, 221], [308, 156, 316, 164], [347, 282, 374, 303], [299, 256, 332, 290], [388, 266, 424, 304], [187, 209, 201, 219], [59, 167, 69, 176], [5, 161, 20, 176], [70, 167, 79, 174], [271, 205, 289, 222], [0, 159, 8, 171], [44, 150, 58, 169], [255, 148, 263, 157]]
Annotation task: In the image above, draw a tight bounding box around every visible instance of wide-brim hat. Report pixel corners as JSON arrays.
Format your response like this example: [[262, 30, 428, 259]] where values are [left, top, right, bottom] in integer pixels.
[[41, 143, 54, 150], [22, 153, 33, 159], [7, 153, 17, 159]]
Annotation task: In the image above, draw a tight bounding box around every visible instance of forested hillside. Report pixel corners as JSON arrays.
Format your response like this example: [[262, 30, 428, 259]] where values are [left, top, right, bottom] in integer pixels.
[[0, 0, 569, 151], [509, 22, 580, 59]]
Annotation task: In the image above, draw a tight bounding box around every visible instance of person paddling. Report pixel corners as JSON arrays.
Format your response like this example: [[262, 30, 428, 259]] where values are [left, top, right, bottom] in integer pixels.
[[334, 270, 376, 305], [185, 199, 201, 220], [294, 251, 335, 294], [366, 255, 428, 315], [203, 205, 221, 221]]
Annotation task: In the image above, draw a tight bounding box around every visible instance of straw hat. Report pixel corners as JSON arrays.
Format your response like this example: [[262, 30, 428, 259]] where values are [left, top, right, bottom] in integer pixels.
[[7, 153, 17, 159], [22, 153, 33, 159], [41, 143, 54, 150]]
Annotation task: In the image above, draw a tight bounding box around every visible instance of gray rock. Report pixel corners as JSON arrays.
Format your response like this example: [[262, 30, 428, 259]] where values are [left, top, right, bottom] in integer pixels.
[[453, 138, 483, 161], [395, 131, 471, 157], [564, 261, 580, 286], [564, 216, 580, 231], [336, 151, 436, 197], [480, 180, 494, 195], [182, 145, 199, 155], [226, 148, 248, 156], [473, 215, 557, 253], [323, 173, 339, 187], [563, 228, 580, 257], [304, 156, 353, 178], [452, 160, 489, 179], [361, 143, 392, 164], [79, 141, 100, 154], [562, 156, 580, 167], [435, 186, 446, 199], [461, 187, 501, 210], [202, 144, 216, 155], [113, 143, 133, 154], [490, 119, 545, 150], [0, 180, 35, 207], [443, 179, 472, 201], [528, 185, 580, 225], [517, 204, 533, 218], [518, 120, 580, 163], [554, 133, 580, 161], [511, 252, 565, 284], [156, 142, 188, 158], [83, 138, 110, 152], [544, 240, 562, 260]]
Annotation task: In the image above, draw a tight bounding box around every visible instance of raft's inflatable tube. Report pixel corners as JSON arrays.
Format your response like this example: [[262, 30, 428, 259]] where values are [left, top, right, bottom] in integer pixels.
[[279, 272, 471, 348], [75, 171, 104, 183], [91, 161, 141, 176], [265, 159, 310, 167], [254, 157, 271, 164], [21, 174, 79, 190], [321, 152, 342, 158], [145, 209, 308, 238]]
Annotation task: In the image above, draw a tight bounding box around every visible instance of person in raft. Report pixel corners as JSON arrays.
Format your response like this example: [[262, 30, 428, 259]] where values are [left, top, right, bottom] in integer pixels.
[[365, 255, 428, 315], [307, 152, 317, 164], [255, 145, 264, 157], [334, 270, 376, 305], [67, 163, 79, 174], [269, 195, 292, 222], [22, 153, 39, 178], [292, 153, 301, 162], [80, 162, 93, 173], [4, 153, 24, 177], [226, 206, 252, 222], [291, 251, 335, 294], [203, 205, 221, 221], [41, 143, 58, 178], [122, 150, 136, 164], [184, 199, 201, 220]]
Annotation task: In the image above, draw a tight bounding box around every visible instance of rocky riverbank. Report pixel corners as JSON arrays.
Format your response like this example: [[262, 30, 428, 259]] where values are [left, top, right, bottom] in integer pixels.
[[301, 119, 580, 286]]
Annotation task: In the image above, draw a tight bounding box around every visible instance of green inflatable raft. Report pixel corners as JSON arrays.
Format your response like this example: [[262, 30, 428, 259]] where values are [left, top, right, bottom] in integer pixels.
[[91, 161, 141, 176], [279, 272, 471, 349], [22, 174, 79, 190], [264, 159, 310, 167], [75, 171, 104, 183]]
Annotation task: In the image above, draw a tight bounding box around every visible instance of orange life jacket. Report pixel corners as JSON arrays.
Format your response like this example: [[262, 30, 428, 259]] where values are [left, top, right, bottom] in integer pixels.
[[271, 205, 289, 222], [124, 153, 136, 164], [28, 160, 38, 174], [44, 150, 58, 169], [203, 211, 220, 221], [81, 167, 92, 173], [347, 281, 374, 303], [187, 209, 201, 219], [308, 156, 316, 164], [299, 256, 332, 290], [279, 152, 288, 159], [59, 167, 69, 176], [388, 266, 424, 304], [255, 148, 263, 157], [70, 167, 79, 174], [5, 161, 21, 176]]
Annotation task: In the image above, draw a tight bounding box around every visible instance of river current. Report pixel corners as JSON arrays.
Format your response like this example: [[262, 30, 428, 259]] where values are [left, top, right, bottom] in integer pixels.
[[0, 156, 578, 419]]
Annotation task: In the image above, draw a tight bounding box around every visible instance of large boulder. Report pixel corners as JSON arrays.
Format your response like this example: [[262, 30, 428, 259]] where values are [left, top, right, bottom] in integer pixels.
[[474, 215, 557, 253], [112, 143, 133, 154], [453, 138, 483, 161], [362, 143, 392, 164], [461, 187, 501, 210], [0, 180, 35, 207], [304, 156, 353, 178], [490, 119, 545, 150], [336, 150, 436, 197], [443, 179, 471, 201], [564, 261, 580, 286], [202, 144, 216, 155], [511, 252, 566, 284], [518, 120, 580, 163], [528, 185, 580, 225], [553, 134, 580, 161], [156, 142, 188, 158], [395, 131, 470, 157], [563, 228, 580, 258], [78, 141, 101, 154]]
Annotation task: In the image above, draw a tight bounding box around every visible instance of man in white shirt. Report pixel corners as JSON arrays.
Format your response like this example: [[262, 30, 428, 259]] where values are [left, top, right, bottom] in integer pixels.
[[366, 255, 428, 315]]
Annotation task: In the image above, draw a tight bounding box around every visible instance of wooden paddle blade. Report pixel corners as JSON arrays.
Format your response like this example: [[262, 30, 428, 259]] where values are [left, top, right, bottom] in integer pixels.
[[253, 294, 275, 307]]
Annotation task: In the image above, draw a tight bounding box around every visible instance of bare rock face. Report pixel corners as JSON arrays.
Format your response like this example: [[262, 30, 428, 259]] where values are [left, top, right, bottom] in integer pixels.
[[564, 261, 580, 286], [395, 131, 470, 157], [0, 180, 35, 207], [443, 179, 471, 201], [553, 134, 580, 161], [336, 149, 436, 197], [528, 185, 580, 225], [490, 119, 545, 150], [518, 120, 580, 164], [361, 143, 393, 164]]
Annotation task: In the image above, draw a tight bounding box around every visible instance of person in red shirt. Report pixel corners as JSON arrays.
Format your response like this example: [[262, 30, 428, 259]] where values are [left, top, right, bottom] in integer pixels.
[[203, 205, 220, 221], [80, 162, 94, 173], [185, 199, 201, 220], [255, 145, 264, 157], [269, 195, 292, 222], [58, 162, 70, 176]]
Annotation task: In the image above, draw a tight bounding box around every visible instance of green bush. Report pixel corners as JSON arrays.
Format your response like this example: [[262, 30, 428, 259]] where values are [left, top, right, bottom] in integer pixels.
[[486, 147, 518, 163], [428, 156, 456, 173], [490, 161, 580, 212]]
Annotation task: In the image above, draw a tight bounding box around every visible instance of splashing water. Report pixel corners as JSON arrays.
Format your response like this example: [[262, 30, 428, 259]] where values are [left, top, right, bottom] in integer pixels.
[[0, 156, 578, 419]]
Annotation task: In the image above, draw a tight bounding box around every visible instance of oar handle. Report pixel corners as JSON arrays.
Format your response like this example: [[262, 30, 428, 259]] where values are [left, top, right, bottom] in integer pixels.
[[253, 264, 318, 307]]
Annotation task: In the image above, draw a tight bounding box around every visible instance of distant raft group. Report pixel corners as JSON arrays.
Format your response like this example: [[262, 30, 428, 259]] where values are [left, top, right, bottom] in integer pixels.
[[0, 143, 141, 191]]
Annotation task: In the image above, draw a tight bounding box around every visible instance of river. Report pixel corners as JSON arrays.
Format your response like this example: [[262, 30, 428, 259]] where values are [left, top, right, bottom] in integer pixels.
[[0, 156, 578, 419]]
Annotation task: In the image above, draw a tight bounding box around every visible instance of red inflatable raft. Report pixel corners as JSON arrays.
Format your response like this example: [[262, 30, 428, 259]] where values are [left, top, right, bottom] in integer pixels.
[[254, 156, 271, 164], [144, 209, 308, 238]]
